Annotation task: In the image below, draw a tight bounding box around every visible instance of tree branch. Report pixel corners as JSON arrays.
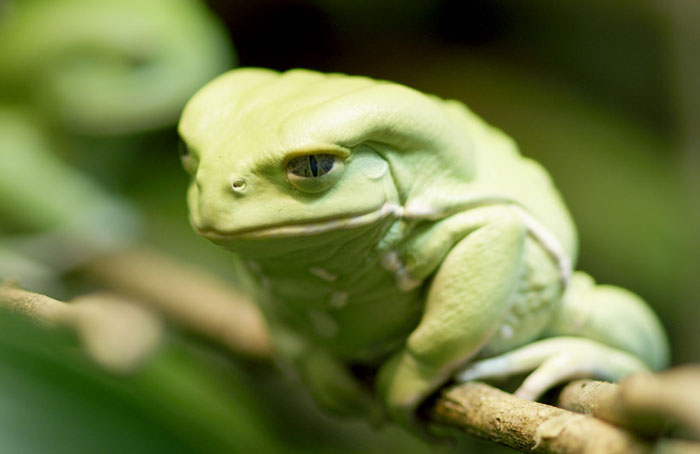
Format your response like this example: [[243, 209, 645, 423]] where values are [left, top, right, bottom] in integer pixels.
[[560, 367, 700, 439], [431, 382, 653, 454]]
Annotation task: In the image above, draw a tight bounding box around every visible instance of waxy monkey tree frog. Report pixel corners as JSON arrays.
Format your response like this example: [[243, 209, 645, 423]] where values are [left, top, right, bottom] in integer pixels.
[[178, 68, 669, 428]]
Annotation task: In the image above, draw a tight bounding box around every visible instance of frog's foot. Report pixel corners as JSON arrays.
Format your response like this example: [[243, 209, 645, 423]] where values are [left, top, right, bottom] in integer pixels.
[[456, 336, 649, 400]]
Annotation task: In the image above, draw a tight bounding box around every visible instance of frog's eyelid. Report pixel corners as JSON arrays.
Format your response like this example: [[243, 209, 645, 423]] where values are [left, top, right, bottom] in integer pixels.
[[285, 144, 351, 161]]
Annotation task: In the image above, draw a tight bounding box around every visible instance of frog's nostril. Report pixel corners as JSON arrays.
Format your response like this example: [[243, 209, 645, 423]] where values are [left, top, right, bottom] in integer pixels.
[[231, 177, 247, 193]]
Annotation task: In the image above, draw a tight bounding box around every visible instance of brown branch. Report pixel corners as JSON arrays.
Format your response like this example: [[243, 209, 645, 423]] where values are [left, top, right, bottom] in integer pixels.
[[559, 379, 665, 436], [560, 367, 700, 439], [0, 282, 69, 322], [431, 382, 653, 454]]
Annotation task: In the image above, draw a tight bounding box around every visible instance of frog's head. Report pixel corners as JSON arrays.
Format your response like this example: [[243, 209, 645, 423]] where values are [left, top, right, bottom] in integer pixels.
[[178, 68, 474, 255]]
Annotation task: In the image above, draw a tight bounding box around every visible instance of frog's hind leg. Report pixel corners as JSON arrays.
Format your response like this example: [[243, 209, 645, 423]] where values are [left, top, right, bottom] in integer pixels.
[[458, 336, 650, 400], [546, 272, 669, 371], [457, 272, 669, 400]]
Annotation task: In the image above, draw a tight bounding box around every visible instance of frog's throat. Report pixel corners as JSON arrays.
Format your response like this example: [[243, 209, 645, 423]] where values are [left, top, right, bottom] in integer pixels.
[[192, 201, 404, 241]]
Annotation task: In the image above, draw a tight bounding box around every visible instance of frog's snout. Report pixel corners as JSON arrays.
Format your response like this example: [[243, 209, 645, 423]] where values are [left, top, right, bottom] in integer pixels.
[[190, 171, 249, 233], [195, 170, 249, 201]]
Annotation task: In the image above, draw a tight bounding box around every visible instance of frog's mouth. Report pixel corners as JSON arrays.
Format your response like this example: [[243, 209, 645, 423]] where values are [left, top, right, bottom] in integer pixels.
[[193, 202, 402, 241]]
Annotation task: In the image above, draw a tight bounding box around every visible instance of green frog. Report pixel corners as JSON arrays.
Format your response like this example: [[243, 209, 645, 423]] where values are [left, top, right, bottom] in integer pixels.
[[178, 68, 669, 429]]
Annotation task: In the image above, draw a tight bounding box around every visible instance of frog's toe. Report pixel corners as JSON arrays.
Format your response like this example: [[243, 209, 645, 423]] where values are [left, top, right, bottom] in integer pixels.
[[514, 354, 591, 400], [456, 337, 649, 400]]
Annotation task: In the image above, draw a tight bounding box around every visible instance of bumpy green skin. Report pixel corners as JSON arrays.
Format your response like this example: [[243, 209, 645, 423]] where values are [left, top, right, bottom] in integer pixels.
[[179, 69, 669, 430]]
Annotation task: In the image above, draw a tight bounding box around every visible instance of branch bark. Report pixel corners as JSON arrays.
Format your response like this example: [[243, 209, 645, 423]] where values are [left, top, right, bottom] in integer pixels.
[[431, 382, 653, 454], [560, 367, 700, 439]]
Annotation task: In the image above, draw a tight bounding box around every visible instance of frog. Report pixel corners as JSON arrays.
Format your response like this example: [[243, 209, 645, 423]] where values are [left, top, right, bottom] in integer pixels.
[[177, 68, 669, 430]]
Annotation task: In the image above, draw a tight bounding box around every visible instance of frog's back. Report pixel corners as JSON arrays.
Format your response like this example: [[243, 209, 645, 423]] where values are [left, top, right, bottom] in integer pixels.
[[440, 100, 578, 265]]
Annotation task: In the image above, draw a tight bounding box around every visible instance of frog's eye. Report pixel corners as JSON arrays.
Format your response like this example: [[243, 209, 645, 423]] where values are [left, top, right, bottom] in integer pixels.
[[286, 154, 344, 193], [178, 139, 197, 174]]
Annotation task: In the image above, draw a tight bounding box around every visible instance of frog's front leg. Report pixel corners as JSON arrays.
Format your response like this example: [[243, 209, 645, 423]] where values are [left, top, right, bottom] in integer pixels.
[[376, 208, 527, 427], [458, 272, 669, 400]]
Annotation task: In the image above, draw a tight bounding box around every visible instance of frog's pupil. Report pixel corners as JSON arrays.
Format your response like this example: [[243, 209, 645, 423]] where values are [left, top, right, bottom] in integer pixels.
[[309, 155, 318, 176], [288, 154, 336, 178]]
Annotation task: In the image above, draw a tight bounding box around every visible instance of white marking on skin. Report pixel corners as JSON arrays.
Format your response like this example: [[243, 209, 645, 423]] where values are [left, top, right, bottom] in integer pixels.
[[381, 250, 422, 291], [309, 266, 337, 282], [510, 205, 572, 286], [403, 202, 440, 218], [308, 310, 339, 338], [402, 196, 572, 287], [379, 249, 423, 292], [396, 269, 422, 292], [379, 250, 401, 272], [202, 192, 571, 288], [403, 196, 515, 220], [380, 202, 403, 218], [499, 324, 514, 339], [213, 202, 404, 239], [329, 291, 348, 308]]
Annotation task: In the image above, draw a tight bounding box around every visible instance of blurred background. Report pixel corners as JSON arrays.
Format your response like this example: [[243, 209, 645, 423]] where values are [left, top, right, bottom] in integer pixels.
[[0, 0, 698, 452]]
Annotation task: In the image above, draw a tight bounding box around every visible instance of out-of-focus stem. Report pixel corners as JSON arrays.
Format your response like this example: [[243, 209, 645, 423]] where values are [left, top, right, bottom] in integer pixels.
[[0, 282, 69, 322], [0, 284, 163, 373], [82, 247, 272, 359], [560, 367, 700, 439]]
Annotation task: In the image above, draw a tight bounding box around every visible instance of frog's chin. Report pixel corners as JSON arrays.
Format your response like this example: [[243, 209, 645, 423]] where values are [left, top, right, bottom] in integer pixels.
[[192, 202, 402, 242]]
